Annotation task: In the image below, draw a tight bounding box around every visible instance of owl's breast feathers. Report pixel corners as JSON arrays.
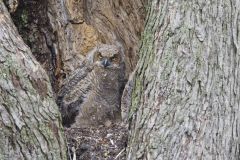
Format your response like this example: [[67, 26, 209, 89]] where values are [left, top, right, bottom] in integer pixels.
[[57, 44, 126, 127]]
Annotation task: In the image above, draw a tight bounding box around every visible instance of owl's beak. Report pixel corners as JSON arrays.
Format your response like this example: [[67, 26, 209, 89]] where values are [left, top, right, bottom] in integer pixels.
[[102, 59, 111, 68]]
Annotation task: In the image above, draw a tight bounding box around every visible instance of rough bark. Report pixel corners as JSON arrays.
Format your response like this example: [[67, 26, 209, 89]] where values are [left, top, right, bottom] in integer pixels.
[[127, 0, 240, 159], [8, 0, 62, 92], [0, 2, 66, 159]]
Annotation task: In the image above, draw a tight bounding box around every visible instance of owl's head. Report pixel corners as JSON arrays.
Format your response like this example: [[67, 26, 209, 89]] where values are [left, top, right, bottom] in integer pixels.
[[91, 44, 124, 69]]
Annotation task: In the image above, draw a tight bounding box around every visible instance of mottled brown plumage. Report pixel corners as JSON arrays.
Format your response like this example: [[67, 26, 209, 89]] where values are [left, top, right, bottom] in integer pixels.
[[57, 44, 125, 127]]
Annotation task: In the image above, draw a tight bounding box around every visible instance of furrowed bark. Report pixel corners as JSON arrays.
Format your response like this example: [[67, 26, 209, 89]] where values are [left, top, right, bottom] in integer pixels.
[[0, 2, 66, 159], [127, 0, 240, 159]]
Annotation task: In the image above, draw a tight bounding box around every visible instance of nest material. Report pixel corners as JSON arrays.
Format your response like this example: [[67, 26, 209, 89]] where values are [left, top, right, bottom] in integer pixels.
[[65, 122, 128, 160]]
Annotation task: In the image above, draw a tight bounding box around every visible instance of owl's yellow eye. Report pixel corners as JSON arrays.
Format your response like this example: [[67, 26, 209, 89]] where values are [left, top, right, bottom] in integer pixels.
[[111, 55, 119, 62], [98, 53, 103, 59]]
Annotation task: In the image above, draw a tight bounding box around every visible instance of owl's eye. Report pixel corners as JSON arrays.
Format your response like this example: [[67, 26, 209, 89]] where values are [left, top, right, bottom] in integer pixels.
[[97, 53, 103, 59], [111, 55, 119, 62]]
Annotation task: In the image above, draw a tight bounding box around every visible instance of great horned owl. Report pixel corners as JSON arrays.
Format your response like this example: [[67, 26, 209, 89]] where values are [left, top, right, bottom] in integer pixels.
[[57, 44, 125, 128]]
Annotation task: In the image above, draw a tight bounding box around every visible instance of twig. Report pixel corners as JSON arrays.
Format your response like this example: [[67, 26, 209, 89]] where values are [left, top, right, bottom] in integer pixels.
[[67, 143, 72, 160], [72, 147, 76, 160], [114, 148, 125, 160]]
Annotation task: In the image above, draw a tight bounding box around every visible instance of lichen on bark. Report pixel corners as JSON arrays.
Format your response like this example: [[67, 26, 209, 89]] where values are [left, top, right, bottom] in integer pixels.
[[0, 2, 67, 159], [127, 0, 240, 159]]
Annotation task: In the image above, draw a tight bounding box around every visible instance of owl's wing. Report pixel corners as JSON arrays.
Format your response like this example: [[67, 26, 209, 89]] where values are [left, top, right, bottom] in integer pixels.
[[57, 60, 93, 97], [57, 60, 93, 126], [57, 46, 97, 100]]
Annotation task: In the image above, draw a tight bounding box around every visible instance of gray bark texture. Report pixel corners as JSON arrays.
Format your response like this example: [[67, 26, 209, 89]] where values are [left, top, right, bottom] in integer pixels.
[[0, 2, 67, 159], [127, 0, 240, 159]]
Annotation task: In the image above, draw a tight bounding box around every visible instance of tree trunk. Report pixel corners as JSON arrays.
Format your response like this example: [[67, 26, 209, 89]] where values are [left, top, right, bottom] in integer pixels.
[[0, 2, 66, 159], [127, 0, 240, 159]]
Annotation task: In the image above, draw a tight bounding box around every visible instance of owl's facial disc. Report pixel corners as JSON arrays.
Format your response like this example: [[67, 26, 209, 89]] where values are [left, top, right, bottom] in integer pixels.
[[93, 46, 122, 69]]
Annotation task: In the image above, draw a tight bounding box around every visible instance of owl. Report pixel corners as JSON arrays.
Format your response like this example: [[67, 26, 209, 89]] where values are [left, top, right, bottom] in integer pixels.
[[57, 44, 125, 128]]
